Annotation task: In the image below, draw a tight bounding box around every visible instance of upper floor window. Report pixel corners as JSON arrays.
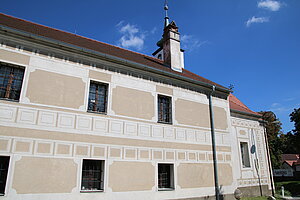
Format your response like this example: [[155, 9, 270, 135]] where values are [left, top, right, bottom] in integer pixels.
[[158, 95, 172, 124], [240, 142, 251, 168], [0, 62, 25, 101], [88, 81, 108, 113]]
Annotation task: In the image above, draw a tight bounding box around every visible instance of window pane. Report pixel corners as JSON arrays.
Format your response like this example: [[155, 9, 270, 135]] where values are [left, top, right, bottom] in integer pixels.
[[158, 95, 172, 123], [81, 159, 104, 191], [0, 62, 25, 101], [240, 142, 250, 168], [0, 156, 10, 194], [158, 164, 174, 189], [88, 82, 108, 113]]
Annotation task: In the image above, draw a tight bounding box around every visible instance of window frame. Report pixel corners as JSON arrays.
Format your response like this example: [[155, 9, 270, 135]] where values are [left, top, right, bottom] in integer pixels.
[[87, 80, 109, 114], [0, 155, 10, 196], [0, 62, 25, 102], [240, 142, 251, 168], [157, 163, 175, 191], [157, 94, 172, 124], [80, 159, 105, 193]]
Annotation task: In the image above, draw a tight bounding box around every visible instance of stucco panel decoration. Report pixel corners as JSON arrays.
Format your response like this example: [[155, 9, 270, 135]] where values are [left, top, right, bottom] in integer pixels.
[[12, 157, 77, 194], [177, 163, 233, 189], [108, 161, 155, 192], [26, 69, 86, 109], [175, 99, 210, 127], [0, 49, 30, 65], [178, 163, 214, 188], [112, 86, 155, 120]]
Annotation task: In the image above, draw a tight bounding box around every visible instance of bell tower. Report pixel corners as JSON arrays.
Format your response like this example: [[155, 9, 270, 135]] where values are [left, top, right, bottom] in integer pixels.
[[152, 0, 184, 72]]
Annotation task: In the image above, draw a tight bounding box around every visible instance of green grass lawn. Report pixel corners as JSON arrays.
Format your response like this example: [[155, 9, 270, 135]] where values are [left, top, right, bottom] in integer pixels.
[[275, 181, 300, 197]]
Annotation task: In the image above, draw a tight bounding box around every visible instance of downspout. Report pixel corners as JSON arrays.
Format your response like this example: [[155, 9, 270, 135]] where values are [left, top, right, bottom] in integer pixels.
[[262, 121, 275, 197], [208, 85, 220, 200]]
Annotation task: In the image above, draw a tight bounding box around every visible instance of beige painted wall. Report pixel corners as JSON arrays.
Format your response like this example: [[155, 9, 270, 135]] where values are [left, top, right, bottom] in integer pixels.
[[175, 99, 228, 130], [0, 49, 30, 66], [12, 156, 77, 194], [108, 161, 155, 192], [156, 85, 173, 95], [26, 69, 85, 109], [177, 163, 233, 188], [214, 107, 228, 130], [175, 99, 210, 128], [89, 70, 111, 82], [177, 163, 214, 188], [112, 86, 154, 120]]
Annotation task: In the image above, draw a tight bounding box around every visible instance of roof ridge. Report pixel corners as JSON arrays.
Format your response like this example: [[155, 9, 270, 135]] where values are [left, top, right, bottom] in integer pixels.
[[0, 12, 164, 64]]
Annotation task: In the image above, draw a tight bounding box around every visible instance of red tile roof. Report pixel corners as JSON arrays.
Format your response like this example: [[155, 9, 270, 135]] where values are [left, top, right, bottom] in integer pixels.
[[0, 13, 260, 116], [229, 94, 261, 117], [281, 154, 300, 167], [0, 13, 226, 90]]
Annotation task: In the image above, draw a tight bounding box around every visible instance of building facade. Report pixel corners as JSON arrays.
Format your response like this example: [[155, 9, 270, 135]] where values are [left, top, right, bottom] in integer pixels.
[[0, 13, 272, 200]]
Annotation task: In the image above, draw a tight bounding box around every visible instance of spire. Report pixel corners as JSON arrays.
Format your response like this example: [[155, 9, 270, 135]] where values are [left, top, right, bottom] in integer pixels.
[[164, 0, 170, 28]]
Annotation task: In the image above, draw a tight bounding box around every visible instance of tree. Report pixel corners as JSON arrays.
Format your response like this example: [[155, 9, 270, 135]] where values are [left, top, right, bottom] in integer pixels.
[[260, 111, 283, 169], [288, 108, 300, 153]]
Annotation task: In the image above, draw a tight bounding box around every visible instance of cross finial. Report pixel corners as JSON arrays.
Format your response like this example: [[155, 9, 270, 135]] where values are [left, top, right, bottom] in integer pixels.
[[164, 0, 170, 28]]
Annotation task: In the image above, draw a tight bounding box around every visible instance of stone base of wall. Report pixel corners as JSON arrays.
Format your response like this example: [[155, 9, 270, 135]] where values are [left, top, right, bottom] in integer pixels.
[[238, 185, 271, 197], [170, 194, 235, 200], [171, 185, 271, 200]]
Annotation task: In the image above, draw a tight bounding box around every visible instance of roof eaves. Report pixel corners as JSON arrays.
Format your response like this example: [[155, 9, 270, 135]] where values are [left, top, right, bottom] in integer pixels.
[[0, 24, 230, 95]]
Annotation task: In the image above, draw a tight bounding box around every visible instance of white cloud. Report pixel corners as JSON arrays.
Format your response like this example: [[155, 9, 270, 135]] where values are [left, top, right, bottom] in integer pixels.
[[116, 21, 145, 51], [258, 0, 282, 11], [271, 103, 280, 107], [181, 35, 208, 51], [246, 16, 269, 27]]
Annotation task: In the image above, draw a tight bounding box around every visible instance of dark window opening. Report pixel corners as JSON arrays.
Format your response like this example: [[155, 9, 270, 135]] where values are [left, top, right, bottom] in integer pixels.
[[158, 163, 174, 190], [81, 159, 104, 191], [0, 156, 10, 195], [240, 142, 251, 168], [158, 95, 172, 124], [88, 81, 108, 113], [0, 62, 25, 101]]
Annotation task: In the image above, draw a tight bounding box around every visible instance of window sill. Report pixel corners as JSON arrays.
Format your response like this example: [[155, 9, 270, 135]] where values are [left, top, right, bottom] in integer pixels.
[[158, 188, 175, 191], [157, 121, 173, 125], [0, 98, 19, 103], [80, 190, 104, 193], [87, 110, 107, 115]]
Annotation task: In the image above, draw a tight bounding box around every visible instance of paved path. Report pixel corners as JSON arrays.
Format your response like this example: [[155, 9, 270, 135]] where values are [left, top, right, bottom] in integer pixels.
[[282, 197, 300, 200]]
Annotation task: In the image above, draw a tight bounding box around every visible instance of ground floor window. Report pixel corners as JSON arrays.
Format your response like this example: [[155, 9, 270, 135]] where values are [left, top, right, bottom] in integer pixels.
[[240, 142, 251, 168], [158, 163, 174, 190], [0, 156, 10, 195], [81, 159, 104, 191]]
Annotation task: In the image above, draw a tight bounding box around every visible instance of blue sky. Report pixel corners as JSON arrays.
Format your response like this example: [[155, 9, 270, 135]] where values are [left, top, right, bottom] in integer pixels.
[[1, 0, 299, 133]]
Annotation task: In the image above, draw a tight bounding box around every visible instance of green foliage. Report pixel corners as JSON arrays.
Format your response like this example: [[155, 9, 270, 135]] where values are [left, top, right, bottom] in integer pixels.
[[260, 109, 300, 168], [260, 111, 283, 169], [275, 181, 300, 197], [288, 108, 300, 153]]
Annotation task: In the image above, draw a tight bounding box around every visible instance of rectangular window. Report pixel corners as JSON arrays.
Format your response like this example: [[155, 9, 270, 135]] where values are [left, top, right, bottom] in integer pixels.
[[81, 159, 104, 192], [88, 81, 108, 113], [0, 156, 10, 195], [158, 163, 174, 190], [158, 95, 172, 124], [0, 62, 25, 101], [240, 142, 251, 168]]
